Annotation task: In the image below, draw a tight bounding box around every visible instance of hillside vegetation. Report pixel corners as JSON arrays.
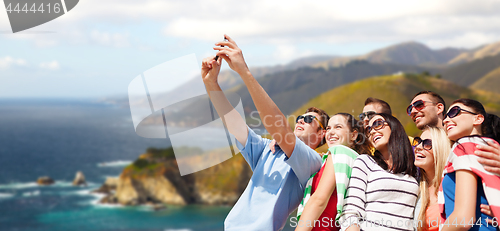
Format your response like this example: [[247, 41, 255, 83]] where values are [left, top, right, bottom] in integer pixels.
[[471, 66, 500, 94], [441, 53, 500, 87]]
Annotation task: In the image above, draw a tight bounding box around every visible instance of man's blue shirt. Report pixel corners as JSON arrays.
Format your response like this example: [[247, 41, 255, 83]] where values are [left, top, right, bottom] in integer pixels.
[[224, 126, 322, 231]]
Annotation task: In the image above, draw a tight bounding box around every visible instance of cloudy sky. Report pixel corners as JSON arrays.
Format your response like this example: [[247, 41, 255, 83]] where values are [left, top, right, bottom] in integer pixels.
[[1, 0, 500, 98]]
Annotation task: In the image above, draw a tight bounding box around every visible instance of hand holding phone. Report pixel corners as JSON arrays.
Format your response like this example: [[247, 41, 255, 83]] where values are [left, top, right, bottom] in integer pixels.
[[214, 36, 228, 61]]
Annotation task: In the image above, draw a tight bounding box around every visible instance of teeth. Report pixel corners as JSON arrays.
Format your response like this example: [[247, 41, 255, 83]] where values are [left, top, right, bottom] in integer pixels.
[[328, 137, 338, 141]]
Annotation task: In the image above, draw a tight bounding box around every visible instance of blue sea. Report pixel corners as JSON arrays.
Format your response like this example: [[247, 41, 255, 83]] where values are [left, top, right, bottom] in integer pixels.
[[0, 99, 297, 231], [0, 99, 231, 231]]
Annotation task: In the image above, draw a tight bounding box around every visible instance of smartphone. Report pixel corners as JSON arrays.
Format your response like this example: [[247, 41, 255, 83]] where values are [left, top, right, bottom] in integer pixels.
[[214, 37, 228, 61]]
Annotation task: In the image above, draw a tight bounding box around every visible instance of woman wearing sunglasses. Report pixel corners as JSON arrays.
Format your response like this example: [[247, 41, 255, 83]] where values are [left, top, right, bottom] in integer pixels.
[[412, 126, 451, 231], [439, 99, 500, 231], [296, 113, 371, 231], [340, 113, 419, 231]]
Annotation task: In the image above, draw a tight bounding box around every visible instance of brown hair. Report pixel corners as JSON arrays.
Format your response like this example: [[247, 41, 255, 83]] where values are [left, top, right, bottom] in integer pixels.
[[413, 91, 446, 117], [451, 98, 500, 142], [335, 112, 372, 154], [370, 113, 418, 177], [364, 97, 392, 115]]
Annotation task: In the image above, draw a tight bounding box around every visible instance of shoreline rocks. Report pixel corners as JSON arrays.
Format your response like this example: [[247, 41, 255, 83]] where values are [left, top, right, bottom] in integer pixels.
[[37, 176, 55, 185], [72, 171, 87, 186], [94, 147, 252, 207]]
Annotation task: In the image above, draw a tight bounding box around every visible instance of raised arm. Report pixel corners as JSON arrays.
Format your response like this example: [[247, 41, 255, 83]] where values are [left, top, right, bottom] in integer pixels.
[[201, 56, 248, 145], [214, 35, 296, 157]]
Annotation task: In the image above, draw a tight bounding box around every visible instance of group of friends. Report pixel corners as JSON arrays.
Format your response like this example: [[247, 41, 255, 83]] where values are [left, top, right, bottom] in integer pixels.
[[200, 35, 500, 231]]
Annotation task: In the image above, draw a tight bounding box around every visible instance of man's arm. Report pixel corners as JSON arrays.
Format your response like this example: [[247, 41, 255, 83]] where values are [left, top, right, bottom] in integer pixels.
[[201, 56, 248, 145], [214, 35, 296, 157], [475, 141, 499, 222], [475, 141, 500, 175]]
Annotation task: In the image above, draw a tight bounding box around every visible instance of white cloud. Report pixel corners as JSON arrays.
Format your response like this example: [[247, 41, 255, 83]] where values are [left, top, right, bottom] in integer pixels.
[[39, 61, 60, 70], [3, 0, 500, 56], [426, 32, 500, 49], [0, 56, 27, 70], [272, 44, 314, 64], [158, 0, 500, 48]]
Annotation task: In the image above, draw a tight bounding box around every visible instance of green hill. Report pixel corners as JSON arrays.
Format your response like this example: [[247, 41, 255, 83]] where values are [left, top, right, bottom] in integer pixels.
[[292, 74, 500, 137], [471, 66, 500, 94]]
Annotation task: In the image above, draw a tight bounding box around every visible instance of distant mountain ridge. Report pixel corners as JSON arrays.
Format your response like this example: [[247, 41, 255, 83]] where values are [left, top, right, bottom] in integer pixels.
[[440, 52, 500, 86], [146, 55, 338, 110], [448, 41, 500, 65], [314, 41, 467, 69]]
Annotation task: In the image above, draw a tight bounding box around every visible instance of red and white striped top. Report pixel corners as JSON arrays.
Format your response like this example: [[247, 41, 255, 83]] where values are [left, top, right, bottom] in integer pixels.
[[438, 136, 500, 219]]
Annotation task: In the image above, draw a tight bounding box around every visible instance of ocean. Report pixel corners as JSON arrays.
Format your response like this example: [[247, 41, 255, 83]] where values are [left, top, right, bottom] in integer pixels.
[[0, 99, 231, 231], [0, 99, 297, 231]]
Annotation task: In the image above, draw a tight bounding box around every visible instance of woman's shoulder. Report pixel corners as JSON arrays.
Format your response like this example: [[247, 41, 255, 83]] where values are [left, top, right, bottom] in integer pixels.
[[455, 136, 497, 145], [328, 145, 359, 156], [453, 136, 498, 154], [354, 154, 376, 165]]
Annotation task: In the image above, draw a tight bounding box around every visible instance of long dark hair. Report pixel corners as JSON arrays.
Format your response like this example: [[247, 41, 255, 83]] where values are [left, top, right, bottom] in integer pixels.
[[335, 113, 372, 154], [452, 99, 500, 143], [370, 113, 417, 177]]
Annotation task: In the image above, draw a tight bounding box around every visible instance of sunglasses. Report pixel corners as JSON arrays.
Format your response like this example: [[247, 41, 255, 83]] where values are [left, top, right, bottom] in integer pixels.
[[412, 137, 432, 150], [444, 105, 478, 120], [296, 115, 325, 129], [365, 119, 388, 135], [406, 100, 435, 116], [359, 111, 376, 121]]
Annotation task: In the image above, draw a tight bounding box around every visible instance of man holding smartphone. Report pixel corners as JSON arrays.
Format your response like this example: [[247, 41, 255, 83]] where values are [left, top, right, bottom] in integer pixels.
[[201, 34, 328, 231]]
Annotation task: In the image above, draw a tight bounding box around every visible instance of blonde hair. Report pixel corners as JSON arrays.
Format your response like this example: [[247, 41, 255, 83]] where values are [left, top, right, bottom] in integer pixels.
[[417, 126, 451, 231]]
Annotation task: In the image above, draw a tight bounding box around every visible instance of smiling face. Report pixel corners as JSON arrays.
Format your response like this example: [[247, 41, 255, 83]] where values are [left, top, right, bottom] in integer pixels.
[[367, 115, 391, 153], [414, 130, 434, 173], [294, 112, 324, 145], [325, 115, 357, 148], [409, 94, 441, 130], [443, 103, 483, 141]]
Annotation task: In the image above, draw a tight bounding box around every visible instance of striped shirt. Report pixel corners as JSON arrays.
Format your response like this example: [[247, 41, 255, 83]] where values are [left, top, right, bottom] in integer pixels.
[[339, 155, 419, 231]]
